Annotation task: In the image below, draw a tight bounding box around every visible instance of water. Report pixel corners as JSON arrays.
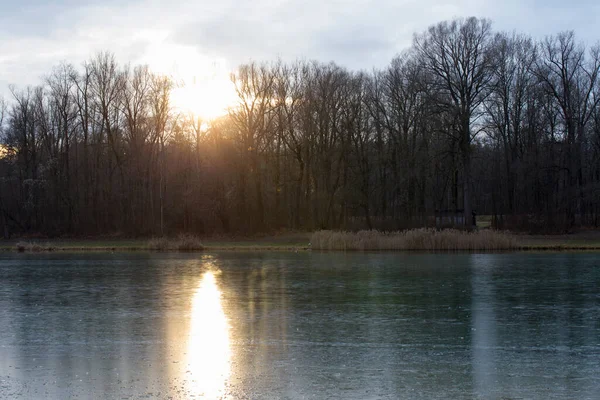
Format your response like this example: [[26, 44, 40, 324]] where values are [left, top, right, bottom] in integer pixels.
[[0, 252, 599, 399]]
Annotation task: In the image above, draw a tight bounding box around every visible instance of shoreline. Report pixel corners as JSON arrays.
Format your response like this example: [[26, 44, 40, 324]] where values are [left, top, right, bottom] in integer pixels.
[[0, 235, 313, 253], [2, 231, 600, 252], [2, 244, 600, 253], [0, 246, 313, 253]]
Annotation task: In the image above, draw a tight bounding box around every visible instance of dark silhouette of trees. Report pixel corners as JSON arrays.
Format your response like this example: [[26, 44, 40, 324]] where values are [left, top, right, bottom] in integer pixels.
[[414, 17, 495, 226], [1, 17, 600, 237]]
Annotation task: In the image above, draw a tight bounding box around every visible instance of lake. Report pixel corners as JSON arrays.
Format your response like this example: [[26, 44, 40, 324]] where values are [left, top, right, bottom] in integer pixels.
[[0, 252, 599, 399]]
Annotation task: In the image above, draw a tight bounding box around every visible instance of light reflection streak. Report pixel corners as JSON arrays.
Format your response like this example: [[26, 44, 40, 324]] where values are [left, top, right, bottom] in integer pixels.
[[186, 270, 231, 399], [471, 255, 500, 398]]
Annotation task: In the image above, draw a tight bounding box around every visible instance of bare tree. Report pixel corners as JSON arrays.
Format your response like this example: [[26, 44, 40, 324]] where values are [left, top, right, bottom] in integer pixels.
[[89, 52, 126, 230], [414, 17, 495, 226], [535, 32, 600, 226], [0, 95, 8, 238], [273, 61, 311, 228], [229, 62, 276, 231], [150, 74, 173, 236], [484, 32, 537, 215], [2, 19, 600, 237]]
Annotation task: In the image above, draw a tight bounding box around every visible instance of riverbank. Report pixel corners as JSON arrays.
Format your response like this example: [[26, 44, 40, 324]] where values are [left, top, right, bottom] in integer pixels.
[[312, 229, 600, 251], [2, 230, 600, 252], [0, 233, 312, 253], [517, 230, 600, 250]]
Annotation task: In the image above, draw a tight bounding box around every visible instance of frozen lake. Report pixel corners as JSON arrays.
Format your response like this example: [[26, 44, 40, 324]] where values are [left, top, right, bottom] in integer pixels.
[[1, 252, 599, 399]]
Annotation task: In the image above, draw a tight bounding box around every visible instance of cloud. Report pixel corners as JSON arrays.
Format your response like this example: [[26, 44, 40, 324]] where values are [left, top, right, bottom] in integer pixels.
[[171, 0, 491, 68], [0, 0, 599, 99]]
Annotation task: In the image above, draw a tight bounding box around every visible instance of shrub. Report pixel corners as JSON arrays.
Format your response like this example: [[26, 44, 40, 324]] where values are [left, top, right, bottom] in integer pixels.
[[176, 234, 204, 251], [15, 241, 56, 252], [147, 235, 204, 251]]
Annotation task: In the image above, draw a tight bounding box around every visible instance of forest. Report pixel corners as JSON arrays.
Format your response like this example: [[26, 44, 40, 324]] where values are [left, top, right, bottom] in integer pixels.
[[1, 16, 600, 237]]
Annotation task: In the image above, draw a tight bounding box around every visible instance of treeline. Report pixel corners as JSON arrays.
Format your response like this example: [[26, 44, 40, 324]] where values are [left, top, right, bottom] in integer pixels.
[[1, 17, 600, 237]]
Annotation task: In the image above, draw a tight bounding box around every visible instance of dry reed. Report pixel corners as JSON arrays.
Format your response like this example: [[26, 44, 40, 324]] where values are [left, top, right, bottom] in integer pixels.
[[310, 229, 518, 251], [146, 234, 204, 251]]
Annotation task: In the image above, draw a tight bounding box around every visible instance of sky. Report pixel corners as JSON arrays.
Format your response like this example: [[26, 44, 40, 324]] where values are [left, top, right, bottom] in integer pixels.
[[1, 0, 599, 96]]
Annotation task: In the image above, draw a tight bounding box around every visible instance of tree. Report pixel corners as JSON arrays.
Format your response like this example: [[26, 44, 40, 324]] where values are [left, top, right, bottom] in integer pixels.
[[229, 62, 276, 231], [535, 32, 600, 227], [484, 32, 537, 215], [0, 96, 9, 238], [1, 19, 600, 237], [414, 17, 495, 226]]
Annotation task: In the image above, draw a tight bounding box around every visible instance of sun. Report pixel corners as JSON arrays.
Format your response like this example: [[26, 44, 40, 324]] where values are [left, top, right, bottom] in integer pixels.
[[170, 76, 237, 121], [140, 39, 237, 120]]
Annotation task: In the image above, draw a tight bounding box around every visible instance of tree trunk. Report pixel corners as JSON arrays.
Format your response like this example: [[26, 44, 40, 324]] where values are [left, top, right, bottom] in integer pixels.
[[0, 194, 9, 239], [463, 148, 472, 228]]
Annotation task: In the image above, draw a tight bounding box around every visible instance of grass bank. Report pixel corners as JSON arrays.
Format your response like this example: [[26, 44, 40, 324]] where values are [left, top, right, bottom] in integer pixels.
[[311, 229, 518, 251], [517, 230, 600, 250], [1, 233, 311, 253], [3, 230, 600, 252]]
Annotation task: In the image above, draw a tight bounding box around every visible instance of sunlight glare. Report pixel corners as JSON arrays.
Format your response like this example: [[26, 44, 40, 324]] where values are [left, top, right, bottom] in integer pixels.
[[141, 40, 236, 120], [171, 77, 236, 121], [187, 270, 231, 398], [0, 144, 11, 159]]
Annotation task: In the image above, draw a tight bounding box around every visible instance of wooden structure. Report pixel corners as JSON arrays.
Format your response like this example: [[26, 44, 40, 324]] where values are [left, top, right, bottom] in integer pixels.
[[435, 209, 476, 228]]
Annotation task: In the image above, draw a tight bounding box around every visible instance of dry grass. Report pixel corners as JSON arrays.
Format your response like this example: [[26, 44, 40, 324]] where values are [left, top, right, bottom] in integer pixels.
[[310, 229, 518, 251], [15, 241, 56, 252], [146, 234, 204, 251]]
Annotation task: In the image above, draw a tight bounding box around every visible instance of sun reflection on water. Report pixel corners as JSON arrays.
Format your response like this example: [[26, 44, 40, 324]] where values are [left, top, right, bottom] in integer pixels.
[[186, 270, 231, 399]]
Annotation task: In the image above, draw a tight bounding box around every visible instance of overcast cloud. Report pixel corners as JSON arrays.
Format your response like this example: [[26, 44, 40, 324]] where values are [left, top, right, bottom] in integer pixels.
[[1, 0, 599, 95]]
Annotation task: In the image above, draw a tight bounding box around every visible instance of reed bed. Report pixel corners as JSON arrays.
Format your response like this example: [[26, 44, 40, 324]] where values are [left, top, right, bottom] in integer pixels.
[[146, 234, 204, 251], [310, 229, 518, 251]]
